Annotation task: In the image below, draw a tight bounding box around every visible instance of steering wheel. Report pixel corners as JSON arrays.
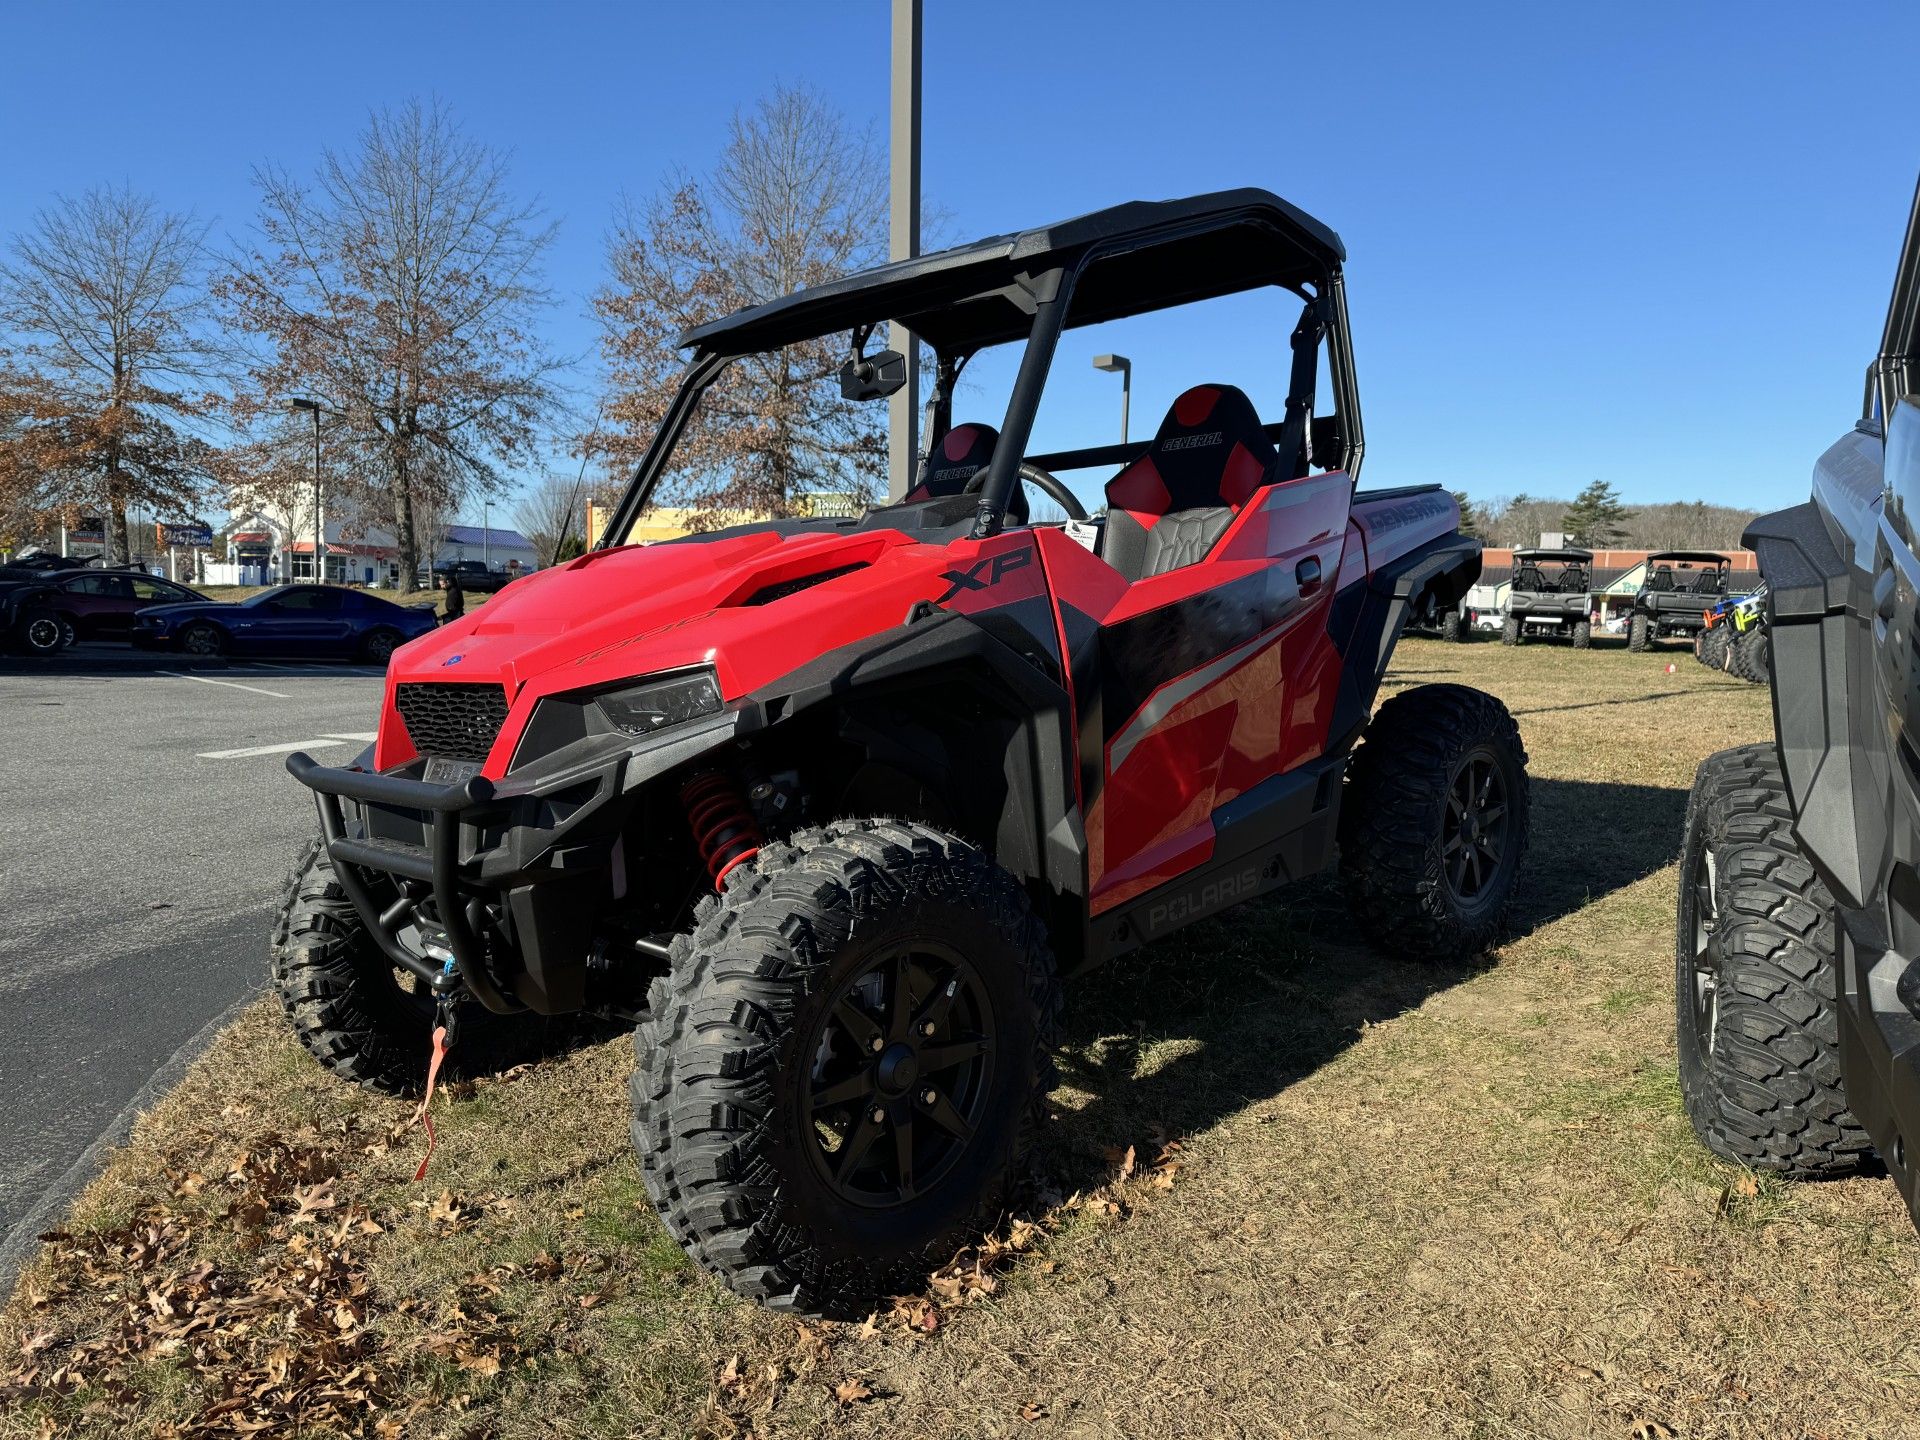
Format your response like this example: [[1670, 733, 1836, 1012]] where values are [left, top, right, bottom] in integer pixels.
[[963, 461, 1088, 522]]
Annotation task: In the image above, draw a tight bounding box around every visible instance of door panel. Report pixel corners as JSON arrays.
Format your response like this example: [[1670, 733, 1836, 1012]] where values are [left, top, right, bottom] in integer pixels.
[[1042, 473, 1352, 912]]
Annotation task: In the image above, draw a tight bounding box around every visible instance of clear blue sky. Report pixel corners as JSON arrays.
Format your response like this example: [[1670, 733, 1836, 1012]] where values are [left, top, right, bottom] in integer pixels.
[[6, 0, 1918, 520]]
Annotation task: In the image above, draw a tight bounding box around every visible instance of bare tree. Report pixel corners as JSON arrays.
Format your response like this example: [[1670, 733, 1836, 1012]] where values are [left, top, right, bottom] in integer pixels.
[[0, 187, 224, 563], [514, 472, 592, 566], [220, 99, 565, 589], [594, 86, 888, 529], [1480, 491, 1756, 551]]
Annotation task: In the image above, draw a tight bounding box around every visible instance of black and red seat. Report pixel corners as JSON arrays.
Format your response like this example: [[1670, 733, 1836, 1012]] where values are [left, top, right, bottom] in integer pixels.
[[1101, 384, 1277, 581], [904, 422, 1028, 524]]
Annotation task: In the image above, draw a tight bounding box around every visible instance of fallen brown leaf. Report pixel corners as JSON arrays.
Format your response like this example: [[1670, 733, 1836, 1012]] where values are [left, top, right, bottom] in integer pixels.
[[834, 1377, 875, 1406]]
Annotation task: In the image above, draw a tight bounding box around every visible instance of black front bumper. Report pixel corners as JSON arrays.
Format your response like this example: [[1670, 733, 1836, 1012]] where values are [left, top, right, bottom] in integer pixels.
[[290, 752, 520, 1010], [286, 708, 745, 1015]]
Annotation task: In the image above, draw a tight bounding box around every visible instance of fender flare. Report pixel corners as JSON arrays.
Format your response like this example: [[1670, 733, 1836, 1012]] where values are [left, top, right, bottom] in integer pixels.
[[740, 608, 1086, 908]]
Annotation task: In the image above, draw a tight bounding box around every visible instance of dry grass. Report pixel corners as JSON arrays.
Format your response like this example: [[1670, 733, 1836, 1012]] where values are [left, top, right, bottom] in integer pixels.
[[7, 637, 1920, 1439]]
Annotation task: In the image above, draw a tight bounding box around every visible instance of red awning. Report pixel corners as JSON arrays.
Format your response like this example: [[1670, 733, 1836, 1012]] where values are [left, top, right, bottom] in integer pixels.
[[287, 540, 396, 558]]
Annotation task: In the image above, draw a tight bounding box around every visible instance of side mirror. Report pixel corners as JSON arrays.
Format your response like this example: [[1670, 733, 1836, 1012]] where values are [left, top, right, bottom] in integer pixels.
[[840, 349, 907, 401]]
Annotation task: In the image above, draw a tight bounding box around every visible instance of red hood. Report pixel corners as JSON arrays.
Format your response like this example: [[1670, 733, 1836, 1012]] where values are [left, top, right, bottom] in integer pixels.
[[378, 523, 1049, 773]]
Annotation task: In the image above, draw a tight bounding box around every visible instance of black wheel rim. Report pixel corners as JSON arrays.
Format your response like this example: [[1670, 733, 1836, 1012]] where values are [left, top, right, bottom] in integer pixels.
[[802, 940, 995, 1209], [185, 627, 218, 655], [1687, 844, 1720, 1055], [1441, 747, 1511, 905], [368, 633, 396, 663], [26, 617, 60, 652]]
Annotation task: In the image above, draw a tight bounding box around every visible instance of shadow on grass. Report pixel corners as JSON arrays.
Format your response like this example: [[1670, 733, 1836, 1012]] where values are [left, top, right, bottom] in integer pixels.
[[1043, 774, 1688, 1197], [1510, 776, 1686, 933], [1509, 688, 1705, 717]]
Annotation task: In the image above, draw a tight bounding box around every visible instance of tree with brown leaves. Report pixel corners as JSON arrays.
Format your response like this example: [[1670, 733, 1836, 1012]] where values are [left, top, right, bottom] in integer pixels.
[[594, 86, 888, 529], [0, 187, 224, 563], [220, 99, 564, 589]]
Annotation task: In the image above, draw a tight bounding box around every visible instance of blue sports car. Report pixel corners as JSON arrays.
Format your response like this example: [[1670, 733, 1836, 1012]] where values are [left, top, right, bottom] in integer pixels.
[[131, 584, 440, 664]]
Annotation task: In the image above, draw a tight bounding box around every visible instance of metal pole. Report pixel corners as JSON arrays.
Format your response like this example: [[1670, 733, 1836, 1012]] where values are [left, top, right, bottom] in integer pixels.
[[483, 502, 490, 567], [887, 0, 922, 501], [1093, 354, 1132, 444], [312, 406, 324, 583]]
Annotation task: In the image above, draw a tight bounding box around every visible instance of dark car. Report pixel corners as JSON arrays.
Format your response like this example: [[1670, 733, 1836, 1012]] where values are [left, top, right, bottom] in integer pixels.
[[1, 552, 94, 574], [0, 565, 191, 655], [42, 569, 208, 646], [433, 559, 515, 592], [132, 584, 439, 664]]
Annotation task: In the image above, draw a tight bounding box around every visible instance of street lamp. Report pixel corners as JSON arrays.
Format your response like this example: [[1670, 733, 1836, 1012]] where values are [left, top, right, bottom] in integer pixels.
[[1092, 354, 1131, 444], [289, 398, 325, 583]]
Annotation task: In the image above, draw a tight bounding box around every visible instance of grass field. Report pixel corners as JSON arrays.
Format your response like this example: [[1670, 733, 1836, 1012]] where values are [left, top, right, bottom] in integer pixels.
[[7, 637, 1920, 1439]]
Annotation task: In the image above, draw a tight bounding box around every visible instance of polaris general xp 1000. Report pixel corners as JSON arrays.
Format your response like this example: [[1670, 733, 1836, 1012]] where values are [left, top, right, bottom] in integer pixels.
[[1676, 176, 1920, 1235], [278, 191, 1530, 1314]]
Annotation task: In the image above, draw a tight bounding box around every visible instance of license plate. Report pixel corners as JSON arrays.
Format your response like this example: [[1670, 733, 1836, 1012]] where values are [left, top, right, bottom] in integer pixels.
[[422, 757, 482, 785]]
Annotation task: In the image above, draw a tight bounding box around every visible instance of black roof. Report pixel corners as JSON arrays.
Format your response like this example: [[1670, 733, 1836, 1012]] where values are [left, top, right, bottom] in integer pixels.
[[679, 189, 1346, 357], [1513, 547, 1594, 561], [1646, 551, 1730, 564]]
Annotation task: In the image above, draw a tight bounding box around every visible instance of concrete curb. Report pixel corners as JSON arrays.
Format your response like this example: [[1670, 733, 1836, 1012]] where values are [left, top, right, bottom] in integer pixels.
[[0, 987, 262, 1297]]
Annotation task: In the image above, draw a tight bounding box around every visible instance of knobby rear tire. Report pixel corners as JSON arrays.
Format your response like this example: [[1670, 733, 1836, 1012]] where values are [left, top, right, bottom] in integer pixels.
[[1339, 683, 1531, 962]]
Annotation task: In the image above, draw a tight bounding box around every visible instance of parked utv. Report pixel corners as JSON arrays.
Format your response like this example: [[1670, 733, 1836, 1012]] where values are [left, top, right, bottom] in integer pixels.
[[1627, 550, 1727, 651], [1693, 596, 1734, 670], [1732, 588, 1770, 681], [1406, 590, 1474, 641], [1500, 547, 1595, 647], [276, 190, 1532, 1315], [1677, 174, 1920, 1236]]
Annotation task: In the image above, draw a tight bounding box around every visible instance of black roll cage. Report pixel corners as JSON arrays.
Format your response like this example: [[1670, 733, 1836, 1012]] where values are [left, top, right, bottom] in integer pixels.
[[598, 197, 1363, 549], [1869, 171, 1920, 426]]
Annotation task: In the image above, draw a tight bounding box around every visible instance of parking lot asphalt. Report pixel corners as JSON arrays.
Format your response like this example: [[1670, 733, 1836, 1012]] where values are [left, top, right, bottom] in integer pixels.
[[0, 644, 388, 1284]]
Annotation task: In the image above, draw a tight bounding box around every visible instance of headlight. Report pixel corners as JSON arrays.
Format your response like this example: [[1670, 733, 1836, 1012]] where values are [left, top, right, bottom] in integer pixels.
[[594, 669, 722, 736]]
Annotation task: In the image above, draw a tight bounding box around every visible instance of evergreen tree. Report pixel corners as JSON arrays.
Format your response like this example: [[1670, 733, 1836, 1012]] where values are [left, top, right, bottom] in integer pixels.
[[1450, 490, 1480, 538], [1561, 480, 1632, 547]]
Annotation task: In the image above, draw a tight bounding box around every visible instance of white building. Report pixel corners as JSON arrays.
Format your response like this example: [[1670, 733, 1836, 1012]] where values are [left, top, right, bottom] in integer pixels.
[[219, 500, 539, 589]]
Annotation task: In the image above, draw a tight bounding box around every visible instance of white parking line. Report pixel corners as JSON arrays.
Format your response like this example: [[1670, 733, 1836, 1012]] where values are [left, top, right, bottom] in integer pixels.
[[322, 732, 378, 742], [196, 739, 348, 760], [160, 670, 290, 699], [214, 666, 384, 679]]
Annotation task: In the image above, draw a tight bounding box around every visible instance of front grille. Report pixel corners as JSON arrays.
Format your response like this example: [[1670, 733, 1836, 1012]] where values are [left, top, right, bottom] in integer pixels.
[[395, 682, 510, 762]]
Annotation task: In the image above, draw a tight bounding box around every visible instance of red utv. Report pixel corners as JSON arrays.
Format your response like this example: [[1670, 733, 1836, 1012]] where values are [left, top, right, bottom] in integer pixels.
[[279, 190, 1531, 1315]]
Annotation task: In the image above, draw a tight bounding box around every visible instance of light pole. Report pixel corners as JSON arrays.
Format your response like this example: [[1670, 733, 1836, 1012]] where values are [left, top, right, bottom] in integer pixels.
[[289, 398, 324, 583], [1092, 354, 1132, 444], [887, 0, 922, 500]]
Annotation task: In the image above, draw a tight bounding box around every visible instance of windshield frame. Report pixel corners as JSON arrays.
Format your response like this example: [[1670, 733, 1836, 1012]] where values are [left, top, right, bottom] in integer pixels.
[[598, 221, 1362, 549]]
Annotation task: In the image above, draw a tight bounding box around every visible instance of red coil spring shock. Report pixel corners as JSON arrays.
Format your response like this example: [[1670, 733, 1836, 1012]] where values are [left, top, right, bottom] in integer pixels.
[[681, 771, 763, 890]]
